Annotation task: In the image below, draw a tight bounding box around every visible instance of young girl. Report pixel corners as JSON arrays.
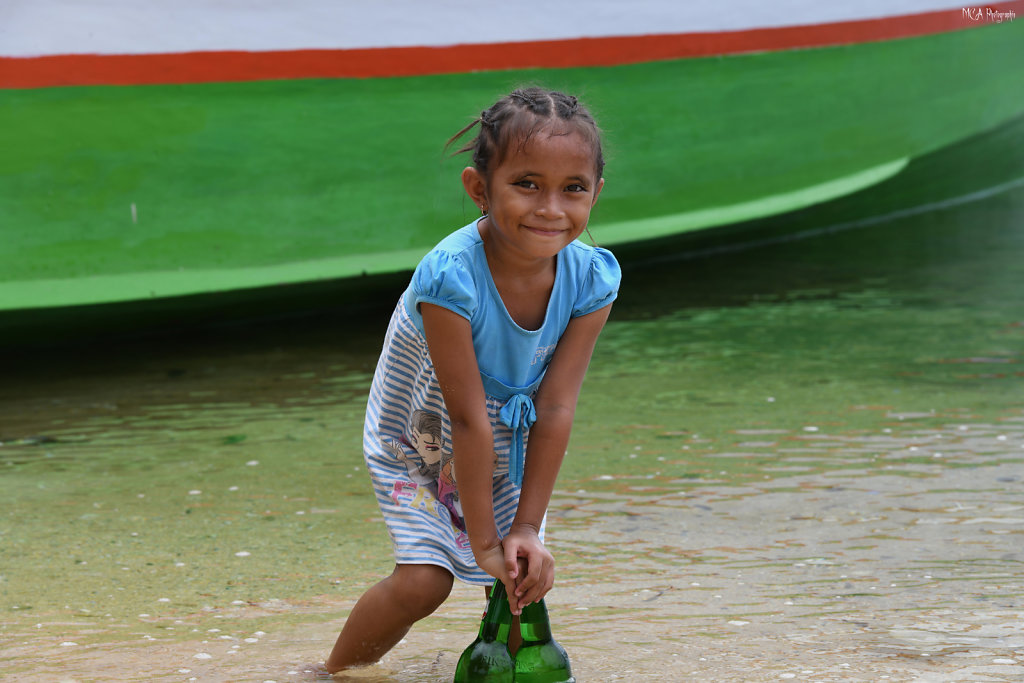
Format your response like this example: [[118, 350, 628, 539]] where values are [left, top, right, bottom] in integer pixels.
[[325, 87, 620, 673]]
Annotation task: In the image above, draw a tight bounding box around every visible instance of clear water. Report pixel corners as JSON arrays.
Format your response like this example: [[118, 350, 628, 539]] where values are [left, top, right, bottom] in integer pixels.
[[2, 121, 1023, 681]]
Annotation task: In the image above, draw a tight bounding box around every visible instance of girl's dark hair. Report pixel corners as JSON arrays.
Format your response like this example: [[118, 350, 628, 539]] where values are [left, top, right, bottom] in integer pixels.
[[447, 87, 604, 179]]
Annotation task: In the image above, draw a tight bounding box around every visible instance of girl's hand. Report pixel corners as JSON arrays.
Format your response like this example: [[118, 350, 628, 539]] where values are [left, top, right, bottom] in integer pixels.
[[473, 542, 520, 612], [502, 525, 555, 612]]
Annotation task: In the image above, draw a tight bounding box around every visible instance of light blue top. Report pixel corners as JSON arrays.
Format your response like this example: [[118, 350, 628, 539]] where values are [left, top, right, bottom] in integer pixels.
[[402, 220, 620, 485]]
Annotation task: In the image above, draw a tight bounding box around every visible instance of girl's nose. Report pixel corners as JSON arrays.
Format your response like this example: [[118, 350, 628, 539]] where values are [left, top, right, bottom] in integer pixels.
[[535, 192, 566, 218]]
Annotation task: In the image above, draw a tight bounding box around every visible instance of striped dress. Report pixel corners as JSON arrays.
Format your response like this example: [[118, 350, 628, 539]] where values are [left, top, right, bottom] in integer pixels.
[[362, 221, 620, 585]]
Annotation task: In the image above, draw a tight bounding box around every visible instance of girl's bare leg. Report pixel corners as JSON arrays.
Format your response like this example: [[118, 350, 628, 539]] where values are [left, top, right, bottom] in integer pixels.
[[325, 564, 454, 673]]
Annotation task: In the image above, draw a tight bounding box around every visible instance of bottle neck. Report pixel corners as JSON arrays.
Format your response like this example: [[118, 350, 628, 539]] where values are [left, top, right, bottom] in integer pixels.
[[518, 599, 553, 642], [480, 580, 512, 641]]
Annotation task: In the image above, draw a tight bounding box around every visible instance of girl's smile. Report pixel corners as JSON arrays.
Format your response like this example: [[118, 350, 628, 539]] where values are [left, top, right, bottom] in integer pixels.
[[523, 225, 567, 237]]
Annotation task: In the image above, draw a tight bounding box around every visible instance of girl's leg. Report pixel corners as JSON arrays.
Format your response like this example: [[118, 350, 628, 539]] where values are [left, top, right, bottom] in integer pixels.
[[325, 563, 454, 673]]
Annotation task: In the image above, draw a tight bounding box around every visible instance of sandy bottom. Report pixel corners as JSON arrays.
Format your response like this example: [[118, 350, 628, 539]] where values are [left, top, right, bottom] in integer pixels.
[[7, 423, 1023, 683]]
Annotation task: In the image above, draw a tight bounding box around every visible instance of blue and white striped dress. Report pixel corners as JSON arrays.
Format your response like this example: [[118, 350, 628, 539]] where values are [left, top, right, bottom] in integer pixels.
[[362, 221, 620, 585]]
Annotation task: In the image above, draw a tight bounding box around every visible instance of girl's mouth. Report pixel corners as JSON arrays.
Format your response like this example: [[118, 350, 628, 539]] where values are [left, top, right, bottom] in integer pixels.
[[524, 225, 563, 236]]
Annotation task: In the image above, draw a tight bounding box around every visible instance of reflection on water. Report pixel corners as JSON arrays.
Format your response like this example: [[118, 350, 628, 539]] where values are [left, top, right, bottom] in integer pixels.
[[2, 119, 1024, 681]]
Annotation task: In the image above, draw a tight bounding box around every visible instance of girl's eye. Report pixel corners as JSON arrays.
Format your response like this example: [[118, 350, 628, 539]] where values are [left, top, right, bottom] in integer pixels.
[[566, 183, 587, 193], [515, 180, 537, 189]]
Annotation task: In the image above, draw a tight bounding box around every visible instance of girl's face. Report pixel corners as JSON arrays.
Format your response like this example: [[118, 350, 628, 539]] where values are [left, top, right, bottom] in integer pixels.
[[463, 128, 604, 263]]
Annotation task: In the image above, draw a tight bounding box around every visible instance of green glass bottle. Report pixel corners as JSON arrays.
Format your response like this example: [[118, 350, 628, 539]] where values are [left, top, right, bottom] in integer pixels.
[[513, 598, 575, 683], [454, 579, 515, 683]]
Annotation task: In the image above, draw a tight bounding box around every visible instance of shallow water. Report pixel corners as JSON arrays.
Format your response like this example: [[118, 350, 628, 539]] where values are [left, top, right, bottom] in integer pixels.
[[2, 120, 1024, 681]]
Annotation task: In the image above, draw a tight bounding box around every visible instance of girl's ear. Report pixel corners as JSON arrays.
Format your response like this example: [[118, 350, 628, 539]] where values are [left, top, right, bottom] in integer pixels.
[[461, 166, 488, 212]]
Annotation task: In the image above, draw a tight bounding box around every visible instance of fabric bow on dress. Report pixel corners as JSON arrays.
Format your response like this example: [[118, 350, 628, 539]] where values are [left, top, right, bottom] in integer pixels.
[[499, 393, 537, 487]]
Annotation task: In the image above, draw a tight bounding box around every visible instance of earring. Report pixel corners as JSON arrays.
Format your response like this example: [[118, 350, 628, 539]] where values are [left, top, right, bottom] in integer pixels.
[[479, 205, 488, 215]]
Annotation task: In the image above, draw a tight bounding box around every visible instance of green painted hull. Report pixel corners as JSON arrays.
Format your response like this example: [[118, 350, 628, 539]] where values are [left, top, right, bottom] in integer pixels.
[[1, 21, 1022, 313], [4, 95, 1024, 347]]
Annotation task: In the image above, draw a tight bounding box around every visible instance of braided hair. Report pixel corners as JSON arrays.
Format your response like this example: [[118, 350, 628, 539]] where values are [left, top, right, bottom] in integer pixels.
[[447, 87, 605, 180]]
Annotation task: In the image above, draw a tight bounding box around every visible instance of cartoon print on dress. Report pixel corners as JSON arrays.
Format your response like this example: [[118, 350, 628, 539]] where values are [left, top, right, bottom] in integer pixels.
[[386, 409, 445, 485], [390, 480, 437, 510], [437, 457, 464, 531], [409, 409, 445, 480], [385, 409, 470, 533], [436, 447, 500, 533], [389, 478, 470, 549]]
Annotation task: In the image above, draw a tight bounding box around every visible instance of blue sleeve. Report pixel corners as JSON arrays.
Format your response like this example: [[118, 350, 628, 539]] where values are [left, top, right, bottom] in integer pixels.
[[410, 249, 477, 321], [572, 247, 621, 317]]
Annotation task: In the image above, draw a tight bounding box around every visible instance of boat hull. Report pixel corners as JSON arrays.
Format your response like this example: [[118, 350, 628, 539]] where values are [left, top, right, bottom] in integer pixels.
[[1, 4, 1022, 315]]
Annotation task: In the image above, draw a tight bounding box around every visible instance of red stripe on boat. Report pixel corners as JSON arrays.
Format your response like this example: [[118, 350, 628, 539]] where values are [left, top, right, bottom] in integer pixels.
[[1, 4, 1020, 88]]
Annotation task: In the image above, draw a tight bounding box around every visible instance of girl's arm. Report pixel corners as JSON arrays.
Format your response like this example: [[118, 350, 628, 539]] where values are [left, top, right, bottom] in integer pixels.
[[420, 303, 513, 589], [505, 303, 614, 609]]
